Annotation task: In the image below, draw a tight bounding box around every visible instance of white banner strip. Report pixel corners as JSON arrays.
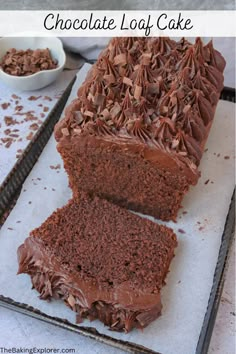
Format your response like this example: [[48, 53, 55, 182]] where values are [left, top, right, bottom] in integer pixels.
[[0, 11, 235, 37]]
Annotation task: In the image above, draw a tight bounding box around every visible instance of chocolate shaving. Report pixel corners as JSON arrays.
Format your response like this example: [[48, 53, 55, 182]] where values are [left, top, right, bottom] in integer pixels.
[[134, 85, 142, 100], [84, 111, 94, 118], [141, 53, 152, 65], [61, 128, 70, 136], [123, 77, 133, 86], [113, 53, 127, 66], [94, 94, 106, 107], [110, 103, 121, 118]]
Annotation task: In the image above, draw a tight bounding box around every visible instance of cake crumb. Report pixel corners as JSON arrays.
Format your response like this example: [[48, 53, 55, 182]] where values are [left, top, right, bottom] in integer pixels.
[[204, 179, 210, 185], [28, 201, 32, 204], [29, 123, 39, 131], [28, 95, 42, 101], [43, 106, 49, 112], [5, 140, 12, 148], [1, 102, 10, 109], [178, 229, 185, 234], [224, 155, 230, 160], [15, 105, 23, 112], [4, 116, 17, 125], [204, 148, 208, 152], [7, 227, 13, 230], [199, 226, 204, 231], [44, 96, 52, 101], [182, 211, 188, 215], [12, 94, 20, 100], [50, 164, 61, 170], [217, 153, 220, 157], [26, 132, 34, 141], [16, 221, 21, 223]]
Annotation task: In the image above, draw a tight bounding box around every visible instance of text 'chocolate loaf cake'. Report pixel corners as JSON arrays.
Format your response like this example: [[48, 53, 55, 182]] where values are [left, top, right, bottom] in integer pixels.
[[55, 37, 226, 221], [17, 193, 177, 332]]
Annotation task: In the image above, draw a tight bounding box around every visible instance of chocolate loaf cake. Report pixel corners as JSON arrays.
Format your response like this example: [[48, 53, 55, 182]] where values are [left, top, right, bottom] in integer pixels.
[[55, 37, 225, 221], [17, 193, 177, 332]]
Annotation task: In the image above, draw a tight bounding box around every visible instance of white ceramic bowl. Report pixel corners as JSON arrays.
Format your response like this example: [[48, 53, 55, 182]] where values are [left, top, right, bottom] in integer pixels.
[[0, 37, 66, 91]]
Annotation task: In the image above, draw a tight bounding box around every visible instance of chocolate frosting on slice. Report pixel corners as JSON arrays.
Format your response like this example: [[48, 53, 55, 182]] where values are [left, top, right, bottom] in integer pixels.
[[17, 195, 177, 332]]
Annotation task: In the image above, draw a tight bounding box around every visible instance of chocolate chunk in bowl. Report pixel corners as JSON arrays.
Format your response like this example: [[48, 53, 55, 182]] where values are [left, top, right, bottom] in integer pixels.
[[0, 37, 65, 91], [0, 48, 58, 76]]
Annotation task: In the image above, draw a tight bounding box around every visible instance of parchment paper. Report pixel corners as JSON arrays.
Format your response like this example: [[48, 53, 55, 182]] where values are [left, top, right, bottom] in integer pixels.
[[0, 63, 234, 354], [0, 69, 76, 185]]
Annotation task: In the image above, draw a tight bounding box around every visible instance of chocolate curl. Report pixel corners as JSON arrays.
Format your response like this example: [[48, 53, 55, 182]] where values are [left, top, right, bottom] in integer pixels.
[[84, 110, 94, 118], [73, 111, 84, 125], [87, 92, 94, 102], [100, 108, 110, 119], [110, 102, 122, 119], [73, 128, 82, 134], [61, 128, 70, 137], [113, 53, 127, 66], [94, 94, 106, 107], [123, 77, 133, 86], [141, 53, 152, 66], [134, 85, 142, 100]]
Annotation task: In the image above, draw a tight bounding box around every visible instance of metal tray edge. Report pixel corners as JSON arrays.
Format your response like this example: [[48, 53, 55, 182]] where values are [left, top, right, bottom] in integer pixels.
[[0, 76, 76, 220]]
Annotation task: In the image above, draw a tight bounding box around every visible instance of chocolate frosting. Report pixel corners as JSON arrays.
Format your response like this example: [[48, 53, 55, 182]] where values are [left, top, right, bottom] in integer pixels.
[[18, 238, 162, 332], [55, 37, 225, 177]]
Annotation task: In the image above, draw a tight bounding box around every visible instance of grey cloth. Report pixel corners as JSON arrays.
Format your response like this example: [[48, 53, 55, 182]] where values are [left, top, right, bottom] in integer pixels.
[[0, 0, 235, 10]]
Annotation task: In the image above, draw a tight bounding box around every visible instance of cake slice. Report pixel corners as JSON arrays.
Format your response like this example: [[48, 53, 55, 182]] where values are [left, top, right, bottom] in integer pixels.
[[17, 193, 177, 332], [55, 37, 225, 221]]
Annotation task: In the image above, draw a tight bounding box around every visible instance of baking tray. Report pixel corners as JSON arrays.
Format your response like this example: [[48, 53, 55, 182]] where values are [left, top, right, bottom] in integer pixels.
[[0, 87, 235, 354], [0, 75, 76, 223]]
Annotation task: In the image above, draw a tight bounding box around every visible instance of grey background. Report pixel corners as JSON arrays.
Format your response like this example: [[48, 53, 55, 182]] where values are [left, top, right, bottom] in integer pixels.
[[0, 0, 235, 10]]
